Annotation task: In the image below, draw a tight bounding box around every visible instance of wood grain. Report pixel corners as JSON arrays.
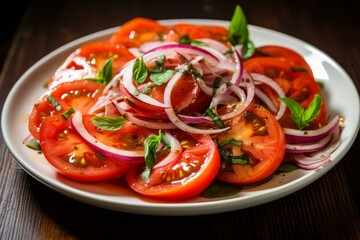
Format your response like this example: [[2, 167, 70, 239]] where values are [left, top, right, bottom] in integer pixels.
[[1, 0, 359, 239]]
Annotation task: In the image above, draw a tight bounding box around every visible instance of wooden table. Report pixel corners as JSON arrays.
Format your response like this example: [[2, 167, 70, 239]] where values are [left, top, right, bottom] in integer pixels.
[[1, 0, 359, 239]]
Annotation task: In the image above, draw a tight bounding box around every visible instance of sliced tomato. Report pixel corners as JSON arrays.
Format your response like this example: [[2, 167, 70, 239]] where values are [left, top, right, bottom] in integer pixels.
[[216, 104, 286, 185], [126, 133, 220, 200], [82, 115, 156, 151], [121, 73, 200, 118], [48, 40, 134, 88], [111, 18, 168, 48], [251, 45, 314, 75], [28, 80, 104, 139], [169, 24, 229, 43], [39, 115, 136, 182], [244, 54, 326, 129]]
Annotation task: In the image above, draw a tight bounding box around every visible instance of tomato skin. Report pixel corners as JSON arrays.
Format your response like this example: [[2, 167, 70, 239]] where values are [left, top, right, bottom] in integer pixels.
[[244, 51, 327, 129], [216, 104, 286, 185], [39, 115, 135, 182], [120, 73, 200, 118], [111, 18, 168, 48], [170, 24, 229, 43], [125, 133, 220, 200], [28, 80, 104, 140], [48, 41, 134, 88]]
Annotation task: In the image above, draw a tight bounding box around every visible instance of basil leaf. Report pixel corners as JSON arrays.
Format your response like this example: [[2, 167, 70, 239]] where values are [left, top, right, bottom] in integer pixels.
[[47, 95, 62, 111], [150, 69, 175, 85], [276, 163, 299, 172], [218, 137, 242, 148], [279, 94, 322, 129], [61, 107, 74, 119], [202, 181, 242, 198], [303, 94, 322, 123], [91, 116, 126, 131], [26, 138, 42, 151], [228, 5, 255, 59], [87, 57, 113, 85], [133, 56, 148, 83], [142, 132, 162, 179], [229, 5, 249, 46], [205, 108, 225, 129], [179, 35, 205, 46]]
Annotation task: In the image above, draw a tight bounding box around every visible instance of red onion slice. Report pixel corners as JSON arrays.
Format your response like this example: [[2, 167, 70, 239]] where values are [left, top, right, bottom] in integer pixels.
[[164, 71, 229, 134], [250, 73, 287, 120], [286, 133, 333, 153], [71, 111, 144, 161], [284, 115, 341, 143]]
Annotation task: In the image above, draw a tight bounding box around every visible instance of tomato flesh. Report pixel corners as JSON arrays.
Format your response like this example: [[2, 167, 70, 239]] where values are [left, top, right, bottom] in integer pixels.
[[126, 133, 220, 200], [39, 115, 135, 182], [216, 104, 286, 185]]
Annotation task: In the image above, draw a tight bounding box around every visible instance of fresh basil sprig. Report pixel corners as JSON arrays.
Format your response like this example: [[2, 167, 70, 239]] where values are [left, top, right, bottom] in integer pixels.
[[141, 131, 169, 180], [91, 116, 126, 131], [279, 94, 322, 129], [228, 5, 255, 59], [87, 57, 113, 85]]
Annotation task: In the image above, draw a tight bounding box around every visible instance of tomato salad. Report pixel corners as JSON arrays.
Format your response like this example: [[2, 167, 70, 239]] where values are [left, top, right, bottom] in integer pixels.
[[25, 6, 343, 200]]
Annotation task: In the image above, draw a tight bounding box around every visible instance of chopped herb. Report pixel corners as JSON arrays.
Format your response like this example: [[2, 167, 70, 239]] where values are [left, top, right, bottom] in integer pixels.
[[91, 116, 126, 131], [212, 77, 221, 95], [317, 81, 325, 89], [291, 66, 309, 72], [46, 95, 62, 111], [205, 108, 225, 129], [26, 138, 42, 151], [220, 148, 249, 164], [179, 35, 205, 46], [95, 152, 105, 160], [218, 137, 243, 148], [279, 94, 322, 129], [87, 57, 113, 85], [61, 107, 74, 119]]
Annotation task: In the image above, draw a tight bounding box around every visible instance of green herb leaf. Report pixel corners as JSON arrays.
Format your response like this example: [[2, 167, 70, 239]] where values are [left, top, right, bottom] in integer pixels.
[[61, 107, 75, 119], [218, 137, 243, 148], [290, 66, 309, 72], [91, 116, 126, 131], [26, 138, 42, 151], [133, 55, 148, 83], [46, 95, 62, 111], [279, 94, 322, 129], [87, 57, 113, 85], [150, 69, 175, 85], [228, 5, 255, 59], [179, 35, 205, 46], [205, 108, 225, 129], [229, 5, 248, 46], [142, 132, 163, 179], [202, 181, 242, 198], [276, 163, 299, 172]]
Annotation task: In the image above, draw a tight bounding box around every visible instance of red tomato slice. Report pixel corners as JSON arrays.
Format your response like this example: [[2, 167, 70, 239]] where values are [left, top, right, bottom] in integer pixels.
[[28, 80, 104, 139], [216, 104, 286, 185], [48, 41, 134, 88], [125, 133, 220, 200], [111, 18, 168, 48], [39, 115, 136, 182], [169, 24, 229, 43], [251, 45, 314, 75], [82, 115, 156, 151], [244, 55, 327, 129], [121, 73, 200, 118]]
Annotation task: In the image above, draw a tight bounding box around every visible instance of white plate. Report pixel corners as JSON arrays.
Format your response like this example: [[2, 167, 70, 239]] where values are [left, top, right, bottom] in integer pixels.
[[2, 19, 360, 216]]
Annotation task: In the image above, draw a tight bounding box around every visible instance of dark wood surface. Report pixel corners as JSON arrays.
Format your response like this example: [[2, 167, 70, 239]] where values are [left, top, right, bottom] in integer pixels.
[[1, 0, 359, 239]]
